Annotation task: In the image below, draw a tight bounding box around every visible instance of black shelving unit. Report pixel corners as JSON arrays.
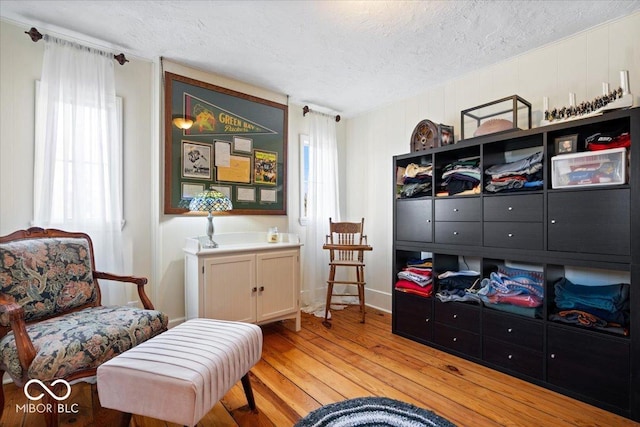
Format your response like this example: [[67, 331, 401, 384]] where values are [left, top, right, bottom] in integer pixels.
[[392, 108, 639, 421]]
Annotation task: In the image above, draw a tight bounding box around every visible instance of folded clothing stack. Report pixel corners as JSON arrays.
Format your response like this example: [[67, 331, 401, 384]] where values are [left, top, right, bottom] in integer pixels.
[[478, 265, 544, 318], [551, 278, 629, 335], [398, 163, 432, 198], [484, 151, 543, 193], [439, 158, 481, 196], [585, 130, 630, 151], [435, 270, 482, 303], [395, 258, 433, 297]]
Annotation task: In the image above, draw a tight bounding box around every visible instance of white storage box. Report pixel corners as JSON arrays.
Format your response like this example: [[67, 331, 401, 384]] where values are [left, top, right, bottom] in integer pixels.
[[551, 147, 627, 188]]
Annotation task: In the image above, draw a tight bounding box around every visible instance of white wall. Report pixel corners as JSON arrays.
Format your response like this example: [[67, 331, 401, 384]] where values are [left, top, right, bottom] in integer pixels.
[[2, 11, 638, 321], [0, 20, 338, 326], [0, 20, 155, 305], [155, 61, 345, 326], [346, 12, 640, 312]]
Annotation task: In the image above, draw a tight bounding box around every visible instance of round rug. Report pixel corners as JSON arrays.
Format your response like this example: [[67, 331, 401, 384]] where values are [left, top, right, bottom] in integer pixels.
[[294, 397, 457, 427]]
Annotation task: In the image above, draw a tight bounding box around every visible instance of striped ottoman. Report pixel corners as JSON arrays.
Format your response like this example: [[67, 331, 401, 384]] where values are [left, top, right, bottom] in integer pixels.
[[97, 318, 263, 426]]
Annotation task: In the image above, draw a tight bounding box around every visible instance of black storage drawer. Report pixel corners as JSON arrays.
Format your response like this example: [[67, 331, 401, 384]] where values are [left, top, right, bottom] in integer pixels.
[[393, 291, 433, 342], [483, 310, 543, 351], [483, 337, 543, 379], [483, 222, 543, 250], [434, 323, 481, 358], [547, 326, 630, 410], [434, 301, 480, 333], [434, 197, 481, 221], [548, 189, 630, 256], [484, 194, 543, 222], [396, 198, 432, 242], [434, 222, 481, 245]]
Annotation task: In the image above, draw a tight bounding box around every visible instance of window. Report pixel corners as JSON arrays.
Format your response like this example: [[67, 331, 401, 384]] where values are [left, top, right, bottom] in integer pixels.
[[299, 134, 309, 225], [35, 81, 124, 225]]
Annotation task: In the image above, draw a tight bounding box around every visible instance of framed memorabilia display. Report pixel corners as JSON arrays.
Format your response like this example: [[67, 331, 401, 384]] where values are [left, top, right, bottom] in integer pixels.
[[438, 124, 454, 146], [555, 134, 578, 154], [164, 72, 288, 214]]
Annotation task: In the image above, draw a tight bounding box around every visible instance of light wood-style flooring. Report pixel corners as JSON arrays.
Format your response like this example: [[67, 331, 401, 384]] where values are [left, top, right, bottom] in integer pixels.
[[2, 306, 636, 427]]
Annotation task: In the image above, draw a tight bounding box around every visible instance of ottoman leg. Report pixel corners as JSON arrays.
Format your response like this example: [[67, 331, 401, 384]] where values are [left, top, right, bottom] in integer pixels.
[[241, 373, 257, 411], [92, 384, 132, 427]]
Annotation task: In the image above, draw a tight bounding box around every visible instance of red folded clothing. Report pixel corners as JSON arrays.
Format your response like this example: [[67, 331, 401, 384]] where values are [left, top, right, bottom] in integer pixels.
[[395, 280, 433, 297], [587, 133, 630, 151]]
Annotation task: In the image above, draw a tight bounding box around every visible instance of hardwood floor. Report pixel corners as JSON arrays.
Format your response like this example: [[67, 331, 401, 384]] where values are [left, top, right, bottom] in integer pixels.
[[2, 307, 636, 427]]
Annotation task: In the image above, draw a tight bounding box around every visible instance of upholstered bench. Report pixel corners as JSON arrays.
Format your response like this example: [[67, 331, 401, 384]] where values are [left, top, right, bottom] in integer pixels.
[[97, 318, 263, 426]]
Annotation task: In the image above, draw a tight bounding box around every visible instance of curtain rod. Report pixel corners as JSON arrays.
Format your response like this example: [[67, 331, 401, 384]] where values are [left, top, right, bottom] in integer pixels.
[[303, 105, 341, 122], [25, 27, 129, 65]]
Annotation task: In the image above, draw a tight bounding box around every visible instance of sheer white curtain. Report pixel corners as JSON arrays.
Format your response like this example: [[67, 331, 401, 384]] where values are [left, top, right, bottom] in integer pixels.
[[301, 112, 341, 315], [33, 35, 126, 306]]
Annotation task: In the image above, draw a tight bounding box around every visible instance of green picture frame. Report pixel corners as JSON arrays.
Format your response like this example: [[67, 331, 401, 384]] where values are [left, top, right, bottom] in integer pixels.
[[164, 72, 288, 215]]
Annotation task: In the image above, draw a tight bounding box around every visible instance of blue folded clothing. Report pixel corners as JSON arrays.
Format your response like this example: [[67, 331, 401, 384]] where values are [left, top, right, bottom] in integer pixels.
[[554, 278, 629, 313]]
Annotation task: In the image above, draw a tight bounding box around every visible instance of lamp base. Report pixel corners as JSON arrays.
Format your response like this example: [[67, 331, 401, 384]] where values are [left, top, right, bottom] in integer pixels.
[[203, 239, 218, 248]]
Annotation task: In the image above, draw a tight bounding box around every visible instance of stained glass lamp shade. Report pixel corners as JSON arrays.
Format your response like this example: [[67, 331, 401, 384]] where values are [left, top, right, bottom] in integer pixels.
[[189, 190, 233, 248]]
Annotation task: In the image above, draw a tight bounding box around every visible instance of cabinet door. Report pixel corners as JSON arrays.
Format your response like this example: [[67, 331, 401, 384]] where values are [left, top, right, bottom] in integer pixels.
[[483, 337, 543, 379], [434, 197, 481, 221], [483, 310, 543, 351], [434, 301, 481, 333], [434, 222, 481, 245], [396, 198, 432, 242], [203, 253, 256, 323], [548, 189, 630, 255], [433, 323, 481, 358], [393, 291, 433, 342], [256, 250, 299, 322], [483, 222, 543, 250], [484, 194, 543, 222], [547, 326, 630, 410]]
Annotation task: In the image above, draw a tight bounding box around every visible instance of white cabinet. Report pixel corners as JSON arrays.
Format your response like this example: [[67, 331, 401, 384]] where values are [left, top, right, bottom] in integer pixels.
[[184, 233, 301, 331]]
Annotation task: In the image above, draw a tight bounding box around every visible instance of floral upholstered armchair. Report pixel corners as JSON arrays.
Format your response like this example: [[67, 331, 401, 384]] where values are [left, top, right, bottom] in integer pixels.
[[0, 227, 168, 426]]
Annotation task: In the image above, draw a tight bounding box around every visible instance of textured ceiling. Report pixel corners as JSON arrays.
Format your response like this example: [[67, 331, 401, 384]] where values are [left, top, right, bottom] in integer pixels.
[[1, 1, 639, 117]]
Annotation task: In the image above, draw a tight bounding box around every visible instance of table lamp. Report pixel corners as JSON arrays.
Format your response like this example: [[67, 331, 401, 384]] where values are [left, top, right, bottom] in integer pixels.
[[189, 189, 233, 248]]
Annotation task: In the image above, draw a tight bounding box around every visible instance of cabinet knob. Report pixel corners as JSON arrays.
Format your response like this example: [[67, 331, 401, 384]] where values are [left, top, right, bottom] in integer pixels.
[[507, 233, 514, 238], [550, 353, 556, 359], [551, 219, 556, 224], [426, 219, 431, 223], [259, 286, 265, 292], [507, 328, 513, 333], [508, 354, 513, 360], [453, 231, 459, 235], [453, 314, 457, 319], [508, 206, 513, 211], [453, 208, 459, 212], [452, 337, 457, 342], [425, 318, 430, 323]]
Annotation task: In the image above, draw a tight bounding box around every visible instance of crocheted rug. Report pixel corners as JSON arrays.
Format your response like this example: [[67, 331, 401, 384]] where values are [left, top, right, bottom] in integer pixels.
[[294, 397, 457, 427]]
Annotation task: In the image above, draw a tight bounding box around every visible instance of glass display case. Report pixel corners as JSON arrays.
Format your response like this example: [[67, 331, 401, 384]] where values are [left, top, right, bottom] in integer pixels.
[[461, 95, 531, 140]]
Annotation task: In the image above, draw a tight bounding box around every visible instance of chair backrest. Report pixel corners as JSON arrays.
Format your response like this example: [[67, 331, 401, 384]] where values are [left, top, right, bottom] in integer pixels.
[[326, 218, 366, 262], [0, 228, 100, 332]]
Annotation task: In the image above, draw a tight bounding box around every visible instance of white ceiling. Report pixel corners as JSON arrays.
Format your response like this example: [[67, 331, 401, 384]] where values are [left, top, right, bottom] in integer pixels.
[[1, 1, 639, 117]]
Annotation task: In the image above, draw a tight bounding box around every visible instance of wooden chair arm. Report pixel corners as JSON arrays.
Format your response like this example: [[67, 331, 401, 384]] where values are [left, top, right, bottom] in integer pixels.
[[93, 271, 155, 310], [0, 294, 37, 372]]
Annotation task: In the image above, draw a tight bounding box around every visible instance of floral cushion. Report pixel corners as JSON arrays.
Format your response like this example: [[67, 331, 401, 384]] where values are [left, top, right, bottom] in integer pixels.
[[0, 238, 98, 326], [0, 305, 168, 381]]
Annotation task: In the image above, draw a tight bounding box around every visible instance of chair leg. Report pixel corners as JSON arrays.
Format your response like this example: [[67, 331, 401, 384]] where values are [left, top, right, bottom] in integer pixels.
[[0, 371, 4, 422], [323, 266, 336, 328], [323, 284, 334, 328], [44, 390, 59, 427], [241, 373, 257, 411], [358, 266, 365, 323]]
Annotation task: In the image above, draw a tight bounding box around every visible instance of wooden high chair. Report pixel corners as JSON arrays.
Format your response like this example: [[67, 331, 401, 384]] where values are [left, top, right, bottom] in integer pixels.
[[322, 218, 372, 327]]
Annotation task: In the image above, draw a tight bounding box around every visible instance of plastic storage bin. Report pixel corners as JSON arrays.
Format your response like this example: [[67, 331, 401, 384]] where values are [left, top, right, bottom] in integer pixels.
[[551, 147, 627, 188]]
